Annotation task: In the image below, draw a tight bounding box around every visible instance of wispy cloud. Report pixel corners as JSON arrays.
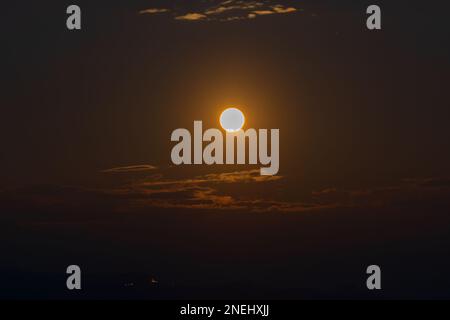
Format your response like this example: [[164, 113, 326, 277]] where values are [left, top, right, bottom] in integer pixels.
[[272, 5, 297, 14], [139, 8, 169, 15], [101, 164, 158, 173], [175, 13, 207, 21], [403, 177, 450, 188]]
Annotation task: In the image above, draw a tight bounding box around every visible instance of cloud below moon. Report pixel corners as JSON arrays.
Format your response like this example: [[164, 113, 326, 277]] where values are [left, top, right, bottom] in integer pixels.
[[139, 0, 299, 22], [4, 161, 450, 216]]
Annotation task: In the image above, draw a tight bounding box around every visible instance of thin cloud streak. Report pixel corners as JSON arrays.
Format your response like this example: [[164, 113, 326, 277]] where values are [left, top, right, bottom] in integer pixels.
[[101, 164, 158, 173], [139, 8, 169, 15]]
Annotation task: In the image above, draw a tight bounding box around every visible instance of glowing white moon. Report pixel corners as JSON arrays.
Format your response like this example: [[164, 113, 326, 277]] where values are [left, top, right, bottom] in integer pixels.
[[220, 108, 245, 133]]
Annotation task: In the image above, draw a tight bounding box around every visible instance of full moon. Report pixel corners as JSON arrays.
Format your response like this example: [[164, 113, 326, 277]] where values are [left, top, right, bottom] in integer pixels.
[[220, 108, 245, 133]]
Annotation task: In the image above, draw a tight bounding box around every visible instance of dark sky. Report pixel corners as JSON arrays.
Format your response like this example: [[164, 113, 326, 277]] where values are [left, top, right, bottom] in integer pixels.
[[1, 0, 450, 299]]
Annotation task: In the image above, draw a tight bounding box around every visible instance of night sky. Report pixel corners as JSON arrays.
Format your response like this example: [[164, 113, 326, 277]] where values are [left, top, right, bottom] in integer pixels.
[[1, 0, 450, 299]]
